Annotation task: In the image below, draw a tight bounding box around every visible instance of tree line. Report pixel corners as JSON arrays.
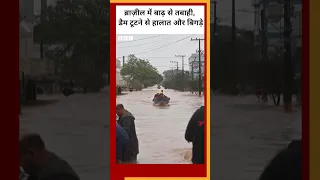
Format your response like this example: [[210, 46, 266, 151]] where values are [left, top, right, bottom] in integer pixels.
[[34, 0, 109, 92], [161, 69, 202, 92], [35, 1, 163, 92], [33, 0, 301, 104], [210, 24, 302, 105], [120, 55, 163, 90]]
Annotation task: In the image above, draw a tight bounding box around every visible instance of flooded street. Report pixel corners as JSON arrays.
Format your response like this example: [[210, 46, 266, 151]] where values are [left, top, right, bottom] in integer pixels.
[[117, 87, 204, 164], [19, 90, 301, 179]]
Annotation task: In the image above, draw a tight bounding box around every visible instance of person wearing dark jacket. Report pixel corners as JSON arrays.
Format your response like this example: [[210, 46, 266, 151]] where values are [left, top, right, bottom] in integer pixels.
[[259, 140, 302, 180], [116, 104, 139, 163], [116, 123, 130, 164], [185, 106, 205, 164], [20, 133, 79, 180]]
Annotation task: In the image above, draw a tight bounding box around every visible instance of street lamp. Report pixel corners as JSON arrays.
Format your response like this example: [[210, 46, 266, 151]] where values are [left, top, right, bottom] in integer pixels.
[[190, 58, 197, 80]]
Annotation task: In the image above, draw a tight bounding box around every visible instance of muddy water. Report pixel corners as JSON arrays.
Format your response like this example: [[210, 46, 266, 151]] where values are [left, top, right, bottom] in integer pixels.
[[116, 87, 204, 164]]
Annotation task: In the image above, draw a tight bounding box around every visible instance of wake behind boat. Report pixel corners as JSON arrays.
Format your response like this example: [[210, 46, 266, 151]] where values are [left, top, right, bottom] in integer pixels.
[[153, 97, 170, 106]]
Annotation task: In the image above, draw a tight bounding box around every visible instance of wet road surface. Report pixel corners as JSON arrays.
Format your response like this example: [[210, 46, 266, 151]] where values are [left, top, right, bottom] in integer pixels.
[[117, 87, 204, 164]]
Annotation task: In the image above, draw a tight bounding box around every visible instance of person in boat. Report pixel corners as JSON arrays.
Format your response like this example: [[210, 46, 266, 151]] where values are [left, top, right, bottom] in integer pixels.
[[154, 90, 164, 100], [153, 93, 159, 100], [158, 90, 166, 98]]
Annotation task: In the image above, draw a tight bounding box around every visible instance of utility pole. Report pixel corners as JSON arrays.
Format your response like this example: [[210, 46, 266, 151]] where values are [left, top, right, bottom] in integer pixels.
[[191, 38, 205, 97], [175, 55, 186, 86], [260, 1, 268, 61], [122, 56, 125, 67], [213, 0, 218, 65], [170, 61, 179, 73], [231, 0, 236, 44], [213, 1, 218, 34], [283, 0, 293, 112], [40, 0, 47, 59], [191, 60, 195, 80]]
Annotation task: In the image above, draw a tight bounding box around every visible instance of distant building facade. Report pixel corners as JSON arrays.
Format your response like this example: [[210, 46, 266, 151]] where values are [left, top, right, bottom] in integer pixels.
[[20, 18, 55, 78], [252, 0, 302, 54], [20, 0, 58, 78], [116, 59, 126, 86]]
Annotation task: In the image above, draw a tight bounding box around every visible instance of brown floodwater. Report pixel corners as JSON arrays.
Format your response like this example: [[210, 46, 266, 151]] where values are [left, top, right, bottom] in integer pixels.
[[116, 86, 204, 164]]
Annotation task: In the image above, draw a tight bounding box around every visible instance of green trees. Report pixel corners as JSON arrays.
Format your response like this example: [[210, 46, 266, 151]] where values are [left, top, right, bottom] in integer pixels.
[[210, 25, 283, 94], [120, 55, 163, 90], [162, 70, 194, 91], [34, 0, 109, 91], [210, 25, 258, 93], [210, 24, 301, 105]]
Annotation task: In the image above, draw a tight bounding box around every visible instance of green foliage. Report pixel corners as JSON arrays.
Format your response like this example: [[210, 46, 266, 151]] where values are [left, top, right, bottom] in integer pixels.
[[34, 0, 109, 91], [162, 70, 193, 90], [210, 24, 302, 98], [211, 25, 258, 92], [187, 79, 199, 91], [120, 55, 163, 89]]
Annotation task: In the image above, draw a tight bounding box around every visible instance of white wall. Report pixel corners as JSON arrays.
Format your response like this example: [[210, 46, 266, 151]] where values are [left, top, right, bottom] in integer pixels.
[[116, 69, 126, 86], [20, 20, 55, 76]]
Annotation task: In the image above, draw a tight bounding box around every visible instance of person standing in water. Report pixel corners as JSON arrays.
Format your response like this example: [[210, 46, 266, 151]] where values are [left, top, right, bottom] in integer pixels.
[[19, 133, 79, 180], [116, 104, 139, 163], [259, 140, 302, 180], [116, 123, 130, 164], [185, 106, 205, 164]]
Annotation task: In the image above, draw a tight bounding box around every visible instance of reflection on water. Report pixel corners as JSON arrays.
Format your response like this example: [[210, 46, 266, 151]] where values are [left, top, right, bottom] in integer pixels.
[[117, 87, 204, 164]]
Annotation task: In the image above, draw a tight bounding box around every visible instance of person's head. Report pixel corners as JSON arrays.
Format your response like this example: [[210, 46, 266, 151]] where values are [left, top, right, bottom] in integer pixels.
[[259, 140, 302, 180], [20, 133, 47, 174], [161, 90, 163, 93], [116, 104, 125, 116]]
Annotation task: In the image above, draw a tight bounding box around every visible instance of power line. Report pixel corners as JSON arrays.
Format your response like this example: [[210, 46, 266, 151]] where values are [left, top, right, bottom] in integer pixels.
[[175, 55, 186, 85], [133, 35, 194, 55], [116, 34, 165, 44], [117, 36, 172, 48], [153, 65, 191, 68], [191, 37, 205, 97]]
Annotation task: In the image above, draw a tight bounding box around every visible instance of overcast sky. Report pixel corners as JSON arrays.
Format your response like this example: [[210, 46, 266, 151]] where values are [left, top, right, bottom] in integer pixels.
[[31, 0, 254, 74], [115, 1, 254, 74], [116, 34, 205, 74], [211, 0, 254, 30]]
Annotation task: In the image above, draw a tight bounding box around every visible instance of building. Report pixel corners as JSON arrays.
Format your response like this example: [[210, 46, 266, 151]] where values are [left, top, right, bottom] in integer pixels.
[[116, 59, 126, 86], [252, 0, 302, 55], [20, 17, 55, 78], [116, 59, 121, 69], [188, 53, 205, 79], [20, 0, 56, 77], [20, 0, 57, 100]]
